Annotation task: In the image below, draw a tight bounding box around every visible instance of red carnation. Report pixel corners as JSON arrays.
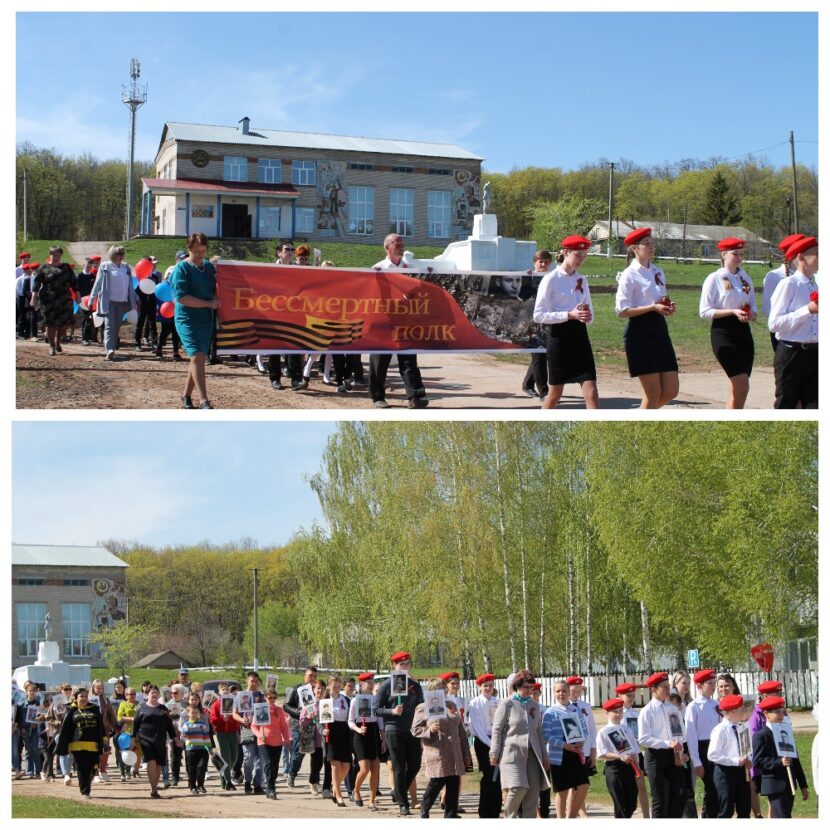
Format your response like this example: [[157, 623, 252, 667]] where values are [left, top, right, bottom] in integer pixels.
[[810, 290, 818, 305]]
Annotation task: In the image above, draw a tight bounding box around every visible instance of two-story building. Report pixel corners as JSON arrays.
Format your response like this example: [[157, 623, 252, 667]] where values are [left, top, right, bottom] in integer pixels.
[[140, 117, 483, 247], [12, 544, 129, 670]]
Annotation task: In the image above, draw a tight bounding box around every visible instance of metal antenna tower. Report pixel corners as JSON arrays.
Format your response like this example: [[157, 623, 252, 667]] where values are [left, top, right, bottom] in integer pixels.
[[122, 58, 147, 239]]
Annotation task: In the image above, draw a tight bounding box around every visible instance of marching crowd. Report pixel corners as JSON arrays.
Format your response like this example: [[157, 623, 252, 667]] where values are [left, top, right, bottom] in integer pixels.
[[11, 653, 813, 819], [16, 230, 818, 409]]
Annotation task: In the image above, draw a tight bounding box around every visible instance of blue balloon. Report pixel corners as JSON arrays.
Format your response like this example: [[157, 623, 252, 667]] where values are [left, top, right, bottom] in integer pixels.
[[117, 732, 132, 750], [154, 281, 173, 303], [132, 276, 139, 288], [73, 301, 79, 314]]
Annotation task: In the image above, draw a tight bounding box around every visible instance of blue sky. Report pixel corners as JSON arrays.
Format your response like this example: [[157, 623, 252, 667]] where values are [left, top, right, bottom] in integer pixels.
[[16, 11, 818, 173], [12, 422, 337, 548]]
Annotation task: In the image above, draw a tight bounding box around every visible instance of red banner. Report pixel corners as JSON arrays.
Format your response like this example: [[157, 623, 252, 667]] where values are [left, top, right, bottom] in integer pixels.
[[214, 261, 541, 354]]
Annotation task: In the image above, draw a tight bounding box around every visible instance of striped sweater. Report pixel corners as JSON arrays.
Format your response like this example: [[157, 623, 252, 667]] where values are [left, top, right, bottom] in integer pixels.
[[179, 714, 212, 751]]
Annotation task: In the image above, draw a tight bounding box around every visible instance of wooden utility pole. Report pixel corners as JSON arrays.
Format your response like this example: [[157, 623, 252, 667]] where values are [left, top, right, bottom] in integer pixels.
[[252, 567, 259, 671], [606, 162, 616, 258], [789, 131, 799, 233]]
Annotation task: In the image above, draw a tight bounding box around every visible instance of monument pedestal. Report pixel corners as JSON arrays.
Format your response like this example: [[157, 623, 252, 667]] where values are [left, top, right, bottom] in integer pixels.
[[12, 640, 91, 690]]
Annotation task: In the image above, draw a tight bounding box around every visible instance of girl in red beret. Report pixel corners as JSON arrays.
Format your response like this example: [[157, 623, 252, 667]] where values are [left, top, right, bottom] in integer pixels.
[[699, 238, 758, 408], [615, 228, 679, 407], [763, 234, 805, 352], [532, 235, 599, 409]]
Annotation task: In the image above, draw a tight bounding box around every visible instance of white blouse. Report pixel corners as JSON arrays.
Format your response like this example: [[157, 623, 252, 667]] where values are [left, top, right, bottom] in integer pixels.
[[768, 271, 819, 343], [699, 267, 758, 320], [616, 261, 670, 314], [533, 264, 594, 325]]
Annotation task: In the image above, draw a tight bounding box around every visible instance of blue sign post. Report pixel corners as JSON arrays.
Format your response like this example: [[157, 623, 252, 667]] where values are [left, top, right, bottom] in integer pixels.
[[687, 649, 700, 669]]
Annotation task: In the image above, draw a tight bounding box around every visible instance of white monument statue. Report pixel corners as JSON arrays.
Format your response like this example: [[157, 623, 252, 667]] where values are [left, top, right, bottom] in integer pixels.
[[13, 613, 92, 690]]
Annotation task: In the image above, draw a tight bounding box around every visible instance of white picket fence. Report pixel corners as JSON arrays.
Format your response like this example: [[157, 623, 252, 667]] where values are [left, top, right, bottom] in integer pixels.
[[459, 670, 818, 709]]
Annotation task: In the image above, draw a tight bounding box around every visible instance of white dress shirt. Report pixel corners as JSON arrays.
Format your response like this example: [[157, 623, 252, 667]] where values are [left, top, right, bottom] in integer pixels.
[[707, 719, 751, 766], [348, 695, 378, 730], [638, 698, 685, 749], [615, 261, 669, 314], [596, 722, 640, 758], [623, 706, 640, 739], [373, 256, 408, 271], [533, 264, 594, 325], [468, 694, 499, 746], [762, 264, 787, 317], [571, 699, 597, 753], [685, 694, 722, 767], [768, 271, 818, 343], [331, 693, 350, 722], [699, 267, 758, 320]]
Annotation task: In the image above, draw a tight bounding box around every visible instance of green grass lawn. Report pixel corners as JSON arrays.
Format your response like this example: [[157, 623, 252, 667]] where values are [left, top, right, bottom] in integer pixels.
[[11, 793, 181, 818], [15, 241, 73, 265]]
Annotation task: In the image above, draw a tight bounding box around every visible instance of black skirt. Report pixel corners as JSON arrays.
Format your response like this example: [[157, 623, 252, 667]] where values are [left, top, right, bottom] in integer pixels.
[[551, 746, 590, 792], [325, 721, 352, 763], [352, 721, 379, 762], [546, 319, 596, 385], [624, 311, 678, 377], [711, 316, 754, 378]]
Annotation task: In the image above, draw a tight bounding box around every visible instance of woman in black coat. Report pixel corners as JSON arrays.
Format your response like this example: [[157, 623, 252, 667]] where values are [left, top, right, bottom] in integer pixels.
[[131, 684, 180, 798], [56, 687, 104, 799]]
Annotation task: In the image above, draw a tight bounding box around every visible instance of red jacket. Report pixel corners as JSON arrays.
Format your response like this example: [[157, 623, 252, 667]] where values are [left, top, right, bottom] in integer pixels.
[[209, 698, 241, 734]]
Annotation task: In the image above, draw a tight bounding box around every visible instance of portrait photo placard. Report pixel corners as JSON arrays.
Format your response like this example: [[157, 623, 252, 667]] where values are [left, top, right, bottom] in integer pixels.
[[736, 723, 751, 757], [356, 694, 374, 720], [769, 722, 798, 758], [235, 691, 253, 713], [391, 671, 409, 697], [25, 704, 41, 724], [318, 699, 334, 724], [265, 674, 279, 694], [220, 694, 235, 715], [253, 701, 271, 726], [424, 689, 447, 720], [297, 683, 315, 707], [560, 712, 585, 744], [607, 727, 633, 754]]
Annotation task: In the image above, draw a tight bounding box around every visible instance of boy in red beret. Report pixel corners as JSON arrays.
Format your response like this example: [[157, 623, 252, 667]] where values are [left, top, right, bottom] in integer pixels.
[[597, 698, 641, 817], [467, 673, 501, 818], [684, 668, 721, 817], [706, 694, 752, 817], [616, 682, 650, 817]]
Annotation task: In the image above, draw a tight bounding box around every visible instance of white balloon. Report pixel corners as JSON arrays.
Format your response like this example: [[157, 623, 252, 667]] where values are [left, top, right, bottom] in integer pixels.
[[139, 278, 156, 294], [123, 310, 138, 325], [121, 749, 137, 766], [93, 312, 105, 328]]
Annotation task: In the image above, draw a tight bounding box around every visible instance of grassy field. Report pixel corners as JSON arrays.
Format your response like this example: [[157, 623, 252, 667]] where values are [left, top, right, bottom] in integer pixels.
[[11, 794, 181, 818]]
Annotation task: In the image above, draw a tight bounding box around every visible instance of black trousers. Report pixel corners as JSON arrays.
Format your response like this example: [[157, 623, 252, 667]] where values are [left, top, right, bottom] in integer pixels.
[[774, 343, 818, 408], [369, 354, 424, 402], [421, 775, 460, 817], [770, 331, 779, 352], [645, 747, 687, 818], [713, 763, 751, 818], [681, 743, 698, 817], [136, 302, 158, 344], [697, 739, 719, 818], [17, 300, 38, 339], [158, 321, 181, 353], [769, 788, 796, 818], [308, 747, 332, 790], [605, 759, 639, 818], [42, 737, 57, 778], [257, 744, 283, 793], [269, 354, 302, 384], [168, 740, 183, 781], [385, 728, 422, 808], [538, 785, 551, 817], [72, 750, 98, 796], [473, 737, 503, 818], [523, 352, 549, 395], [185, 748, 208, 788]]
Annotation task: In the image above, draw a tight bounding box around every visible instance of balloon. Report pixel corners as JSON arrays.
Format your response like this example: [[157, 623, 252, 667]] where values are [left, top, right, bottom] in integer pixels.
[[90, 297, 98, 313], [134, 258, 154, 279], [132, 277, 139, 289], [159, 301, 175, 319], [121, 750, 137, 766], [123, 309, 138, 325], [117, 732, 132, 751], [92, 312, 105, 328], [73, 301, 79, 314], [80, 295, 90, 311], [138, 278, 156, 294], [154, 281, 173, 303]]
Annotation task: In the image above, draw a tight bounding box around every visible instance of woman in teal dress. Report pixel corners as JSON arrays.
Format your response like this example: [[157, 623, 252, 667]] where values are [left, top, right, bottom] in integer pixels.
[[171, 232, 220, 409]]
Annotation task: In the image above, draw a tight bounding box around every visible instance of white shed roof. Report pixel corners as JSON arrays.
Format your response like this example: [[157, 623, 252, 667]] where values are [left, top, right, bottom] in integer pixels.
[[160, 121, 483, 161], [12, 544, 128, 568]]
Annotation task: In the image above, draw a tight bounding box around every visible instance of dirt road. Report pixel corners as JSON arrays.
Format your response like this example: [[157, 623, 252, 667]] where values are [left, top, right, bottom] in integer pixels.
[[16, 339, 775, 410]]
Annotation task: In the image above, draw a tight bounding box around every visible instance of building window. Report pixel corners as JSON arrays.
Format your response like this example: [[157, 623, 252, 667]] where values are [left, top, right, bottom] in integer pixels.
[[295, 208, 316, 234], [348, 187, 374, 235], [258, 206, 282, 238], [258, 159, 282, 184], [17, 578, 44, 586], [63, 579, 90, 587], [392, 166, 413, 173], [427, 191, 451, 238], [17, 603, 47, 657], [224, 156, 248, 182], [349, 163, 374, 171], [62, 603, 91, 657], [389, 188, 414, 237], [292, 161, 316, 186], [429, 168, 451, 176]]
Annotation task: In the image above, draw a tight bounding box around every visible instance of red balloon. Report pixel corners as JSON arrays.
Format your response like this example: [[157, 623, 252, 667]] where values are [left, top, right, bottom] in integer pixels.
[[750, 642, 775, 674], [160, 301, 175, 319], [90, 297, 98, 313], [134, 258, 154, 279]]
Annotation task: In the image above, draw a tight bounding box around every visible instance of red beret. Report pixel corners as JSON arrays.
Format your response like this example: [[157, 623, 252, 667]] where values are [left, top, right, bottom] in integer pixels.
[[759, 696, 786, 712], [565, 676, 584, 686], [30, 262, 41, 269], [758, 680, 783, 695], [532, 682, 542, 690], [18, 252, 31, 258], [717, 237, 745, 252], [693, 669, 716, 685], [390, 651, 410, 663], [476, 673, 496, 686], [21, 263, 33, 271], [90, 267, 98, 276], [90, 255, 102, 262], [719, 694, 744, 712], [624, 227, 652, 246], [615, 682, 638, 695], [645, 672, 669, 688], [786, 235, 817, 260], [779, 233, 805, 253], [439, 672, 460, 682], [560, 235, 591, 251], [357, 672, 375, 682], [603, 698, 625, 712]]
